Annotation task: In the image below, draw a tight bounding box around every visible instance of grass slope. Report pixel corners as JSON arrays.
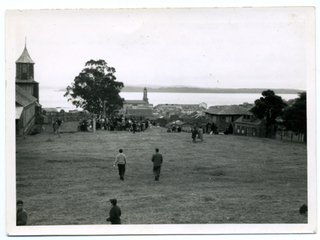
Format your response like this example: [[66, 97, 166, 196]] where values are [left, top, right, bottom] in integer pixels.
[[16, 122, 307, 225]]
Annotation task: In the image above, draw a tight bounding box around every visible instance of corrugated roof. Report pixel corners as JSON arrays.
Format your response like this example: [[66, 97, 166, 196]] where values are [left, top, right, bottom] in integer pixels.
[[126, 109, 154, 116], [234, 116, 264, 126], [205, 105, 248, 115], [16, 46, 35, 64], [15, 84, 37, 107], [42, 108, 59, 112]]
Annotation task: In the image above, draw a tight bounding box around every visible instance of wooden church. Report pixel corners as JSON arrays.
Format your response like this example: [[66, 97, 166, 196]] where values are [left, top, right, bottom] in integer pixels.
[[15, 42, 41, 135]]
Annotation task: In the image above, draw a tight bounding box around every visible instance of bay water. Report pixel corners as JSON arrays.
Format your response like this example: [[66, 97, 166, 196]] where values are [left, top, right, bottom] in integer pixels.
[[40, 88, 298, 111]]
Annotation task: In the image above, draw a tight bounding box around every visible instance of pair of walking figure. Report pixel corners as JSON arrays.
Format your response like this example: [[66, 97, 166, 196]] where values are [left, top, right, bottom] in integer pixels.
[[114, 148, 163, 181]]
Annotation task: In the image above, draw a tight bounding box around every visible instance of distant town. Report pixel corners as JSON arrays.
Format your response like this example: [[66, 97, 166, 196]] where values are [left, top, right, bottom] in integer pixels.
[[15, 43, 304, 142]]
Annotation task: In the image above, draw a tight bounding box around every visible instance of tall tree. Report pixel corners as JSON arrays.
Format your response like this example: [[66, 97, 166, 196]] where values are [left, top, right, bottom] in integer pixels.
[[64, 59, 124, 115], [250, 90, 287, 137], [282, 92, 307, 142]]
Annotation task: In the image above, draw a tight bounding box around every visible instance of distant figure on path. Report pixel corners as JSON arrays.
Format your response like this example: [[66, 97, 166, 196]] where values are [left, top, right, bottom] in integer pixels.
[[210, 123, 216, 134], [191, 127, 198, 143], [198, 126, 204, 141], [206, 123, 211, 133], [106, 199, 121, 224], [132, 122, 137, 134], [151, 148, 163, 181], [16, 200, 28, 226], [114, 149, 127, 180], [53, 121, 59, 134]]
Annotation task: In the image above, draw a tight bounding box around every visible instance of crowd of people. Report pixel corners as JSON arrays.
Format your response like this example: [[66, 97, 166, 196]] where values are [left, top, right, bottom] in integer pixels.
[[77, 115, 155, 133]]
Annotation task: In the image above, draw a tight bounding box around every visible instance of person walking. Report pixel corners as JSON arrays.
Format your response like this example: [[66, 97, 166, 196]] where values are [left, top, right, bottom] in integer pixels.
[[16, 200, 28, 226], [53, 121, 59, 134], [132, 121, 137, 134], [106, 199, 121, 224], [210, 122, 216, 134], [114, 149, 127, 180], [191, 127, 198, 143], [151, 148, 163, 181]]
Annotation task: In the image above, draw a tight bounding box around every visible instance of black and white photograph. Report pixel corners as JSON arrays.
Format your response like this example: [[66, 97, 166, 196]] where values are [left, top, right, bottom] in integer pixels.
[[3, 1, 317, 239]]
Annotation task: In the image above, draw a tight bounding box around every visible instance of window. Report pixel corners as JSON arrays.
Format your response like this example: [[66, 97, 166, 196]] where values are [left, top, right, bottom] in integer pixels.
[[22, 64, 27, 73], [212, 116, 217, 122], [246, 127, 251, 136], [21, 64, 28, 79], [241, 126, 245, 134], [252, 128, 256, 136], [237, 126, 240, 133]]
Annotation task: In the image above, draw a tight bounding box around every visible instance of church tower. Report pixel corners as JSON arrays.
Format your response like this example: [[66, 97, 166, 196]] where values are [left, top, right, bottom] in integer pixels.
[[143, 87, 149, 103], [15, 41, 39, 101]]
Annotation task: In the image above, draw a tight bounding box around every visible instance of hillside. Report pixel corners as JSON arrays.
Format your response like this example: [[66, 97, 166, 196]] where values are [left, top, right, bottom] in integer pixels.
[[15, 123, 307, 226]]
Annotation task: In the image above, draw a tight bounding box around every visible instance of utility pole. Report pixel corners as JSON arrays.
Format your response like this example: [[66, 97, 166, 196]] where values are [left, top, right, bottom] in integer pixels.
[[103, 100, 106, 118]]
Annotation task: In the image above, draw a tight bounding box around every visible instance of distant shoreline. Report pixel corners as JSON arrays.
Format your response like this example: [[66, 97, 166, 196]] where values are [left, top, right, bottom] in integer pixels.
[[53, 86, 303, 94], [121, 86, 302, 94]]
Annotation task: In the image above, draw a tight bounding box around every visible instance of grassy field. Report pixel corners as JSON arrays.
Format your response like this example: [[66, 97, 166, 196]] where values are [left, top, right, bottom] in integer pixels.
[[16, 122, 308, 225]]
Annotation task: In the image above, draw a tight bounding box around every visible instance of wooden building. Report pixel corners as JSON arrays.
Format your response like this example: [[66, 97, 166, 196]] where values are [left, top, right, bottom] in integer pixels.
[[15, 43, 41, 135], [125, 109, 154, 120], [15, 43, 39, 101], [204, 105, 249, 133], [16, 85, 40, 135], [233, 111, 266, 137]]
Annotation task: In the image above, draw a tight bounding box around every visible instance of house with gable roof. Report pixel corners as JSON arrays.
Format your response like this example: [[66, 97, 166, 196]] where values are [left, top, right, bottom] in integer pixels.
[[233, 111, 266, 137], [204, 105, 249, 133]]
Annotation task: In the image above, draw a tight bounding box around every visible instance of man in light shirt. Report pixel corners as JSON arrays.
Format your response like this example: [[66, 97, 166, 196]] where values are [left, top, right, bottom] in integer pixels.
[[114, 149, 127, 180]]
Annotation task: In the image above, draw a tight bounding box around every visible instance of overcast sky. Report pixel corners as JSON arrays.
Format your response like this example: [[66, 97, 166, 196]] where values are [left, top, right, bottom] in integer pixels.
[[6, 7, 314, 90]]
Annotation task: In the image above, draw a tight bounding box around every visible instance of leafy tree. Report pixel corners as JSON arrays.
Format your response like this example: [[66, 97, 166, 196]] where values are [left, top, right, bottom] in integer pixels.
[[64, 59, 124, 115], [282, 92, 307, 142], [250, 90, 287, 137]]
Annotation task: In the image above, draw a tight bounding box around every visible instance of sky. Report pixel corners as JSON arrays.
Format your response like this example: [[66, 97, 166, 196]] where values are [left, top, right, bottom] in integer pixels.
[[6, 7, 314, 90]]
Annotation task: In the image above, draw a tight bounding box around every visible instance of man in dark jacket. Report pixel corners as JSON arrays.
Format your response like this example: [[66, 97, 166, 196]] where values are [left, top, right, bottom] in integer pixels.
[[16, 200, 27, 226], [106, 199, 121, 224], [151, 148, 163, 181], [191, 127, 198, 142], [132, 121, 137, 134]]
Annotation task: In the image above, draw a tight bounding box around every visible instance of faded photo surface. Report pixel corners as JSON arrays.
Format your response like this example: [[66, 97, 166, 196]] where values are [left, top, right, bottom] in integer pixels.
[[5, 7, 316, 236]]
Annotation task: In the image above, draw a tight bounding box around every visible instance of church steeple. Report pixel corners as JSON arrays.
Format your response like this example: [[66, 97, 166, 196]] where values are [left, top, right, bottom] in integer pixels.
[[16, 40, 35, 80], [143, 87, 149, 103], [15, 40, 39, 101]]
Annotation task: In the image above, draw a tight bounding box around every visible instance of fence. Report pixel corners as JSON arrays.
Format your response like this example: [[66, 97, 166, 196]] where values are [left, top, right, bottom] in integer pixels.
[[42, 111, 91, 124], [275, 130, 306, 142]]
